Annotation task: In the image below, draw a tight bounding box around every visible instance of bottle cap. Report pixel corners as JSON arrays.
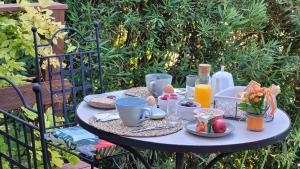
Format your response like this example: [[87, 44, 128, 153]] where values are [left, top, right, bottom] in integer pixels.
[[199, 64, 211, 75]]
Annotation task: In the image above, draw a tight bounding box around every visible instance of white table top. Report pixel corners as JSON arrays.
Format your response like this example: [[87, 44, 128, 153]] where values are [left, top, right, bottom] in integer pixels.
[[76, 90, 291, 153]]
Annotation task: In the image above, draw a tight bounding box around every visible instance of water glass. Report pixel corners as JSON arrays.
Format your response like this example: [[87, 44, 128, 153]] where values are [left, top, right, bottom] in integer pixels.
[[185, 75, 197, 100], [166, 95, 180, 126]]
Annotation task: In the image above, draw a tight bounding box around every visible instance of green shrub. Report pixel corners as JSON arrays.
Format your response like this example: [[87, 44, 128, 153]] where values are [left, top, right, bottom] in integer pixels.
[[0, 0, 64, 87], [61, 0, 299, 168]]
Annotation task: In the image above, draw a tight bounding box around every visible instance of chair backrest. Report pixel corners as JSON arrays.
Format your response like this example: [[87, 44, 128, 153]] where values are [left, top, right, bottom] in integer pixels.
[[0, 77, 49, 169], [32, 21, 104, 128]]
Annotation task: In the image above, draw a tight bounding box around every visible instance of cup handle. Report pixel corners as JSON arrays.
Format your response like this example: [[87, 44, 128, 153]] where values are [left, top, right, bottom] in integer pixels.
[[138, 107, 152, 123], [150, 81, 156, 94]]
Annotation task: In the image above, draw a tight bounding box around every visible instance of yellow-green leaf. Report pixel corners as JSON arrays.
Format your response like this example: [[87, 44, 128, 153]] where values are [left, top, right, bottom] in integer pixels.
[[38, 0, 53, 8]]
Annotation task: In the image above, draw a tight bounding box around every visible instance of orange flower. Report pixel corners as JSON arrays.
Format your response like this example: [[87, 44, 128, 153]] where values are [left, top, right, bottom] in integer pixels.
[[252, 85, 261, 93], [257, 92, 263, 96], [253, 97, 260, 103], [242, 98, 249, 102]]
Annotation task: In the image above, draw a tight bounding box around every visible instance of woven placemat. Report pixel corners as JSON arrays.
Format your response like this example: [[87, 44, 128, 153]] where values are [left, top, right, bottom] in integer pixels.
[[124, 87, 152, 98], [89, 117, 182, 137]]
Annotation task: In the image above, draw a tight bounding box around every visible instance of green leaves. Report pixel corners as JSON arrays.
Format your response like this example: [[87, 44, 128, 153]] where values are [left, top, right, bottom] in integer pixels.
[[0, 0, 64, 87], [21, 106, 38, 121], [238, 102, 259, 114], [38, 0, 53, 8], [63, 0, 299, 168], [49, 149, 64, 167]]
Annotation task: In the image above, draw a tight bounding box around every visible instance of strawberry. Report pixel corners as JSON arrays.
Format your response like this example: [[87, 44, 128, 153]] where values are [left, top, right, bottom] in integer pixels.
[[160, 96, 168, 100]]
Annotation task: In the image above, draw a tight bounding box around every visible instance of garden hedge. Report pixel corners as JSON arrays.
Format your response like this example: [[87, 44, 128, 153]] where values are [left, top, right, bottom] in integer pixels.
[[61, 0, 299, 168], [1, 0, 300, 168]]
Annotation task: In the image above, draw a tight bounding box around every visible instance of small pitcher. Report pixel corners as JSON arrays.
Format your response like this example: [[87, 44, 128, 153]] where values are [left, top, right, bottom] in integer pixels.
[[264, 94, 277, 122]]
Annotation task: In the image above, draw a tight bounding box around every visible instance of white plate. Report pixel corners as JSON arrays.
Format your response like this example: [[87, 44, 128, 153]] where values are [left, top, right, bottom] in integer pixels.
[[84, 94, 117, 109], [185, 121, 234, 138]]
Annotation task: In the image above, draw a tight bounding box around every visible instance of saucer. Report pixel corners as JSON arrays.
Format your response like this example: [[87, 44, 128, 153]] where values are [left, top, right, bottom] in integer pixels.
[[148, 108, 166, 120]]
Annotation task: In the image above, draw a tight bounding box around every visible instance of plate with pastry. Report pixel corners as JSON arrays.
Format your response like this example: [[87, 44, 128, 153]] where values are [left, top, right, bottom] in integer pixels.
[[84, 94, 118, 109]]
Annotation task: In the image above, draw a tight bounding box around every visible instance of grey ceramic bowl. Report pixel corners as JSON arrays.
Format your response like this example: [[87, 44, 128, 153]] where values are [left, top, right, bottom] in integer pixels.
[[145, 73, 172, 97]]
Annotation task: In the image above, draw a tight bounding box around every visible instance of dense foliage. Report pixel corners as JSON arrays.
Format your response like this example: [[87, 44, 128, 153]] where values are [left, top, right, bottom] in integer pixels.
[[61, 0, 299, 168], [0, 0, 63, 87], [0, 0, 299, 168]]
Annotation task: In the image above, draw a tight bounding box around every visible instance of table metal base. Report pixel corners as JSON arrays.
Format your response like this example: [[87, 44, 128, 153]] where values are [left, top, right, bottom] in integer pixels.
[[176, 153, 185, 169], [117, 147, 229, 169], [175, 152, 229, 169]]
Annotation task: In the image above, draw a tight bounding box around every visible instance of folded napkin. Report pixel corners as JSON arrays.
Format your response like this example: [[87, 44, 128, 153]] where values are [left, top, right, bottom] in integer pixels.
[[94, 113, 120, 122]]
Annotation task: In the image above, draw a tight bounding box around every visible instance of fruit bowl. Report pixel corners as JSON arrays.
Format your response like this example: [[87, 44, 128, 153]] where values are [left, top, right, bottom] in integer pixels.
[[157, 93, 184, 112], [157, 95, 168, 112], [177, 100, 201, 121]]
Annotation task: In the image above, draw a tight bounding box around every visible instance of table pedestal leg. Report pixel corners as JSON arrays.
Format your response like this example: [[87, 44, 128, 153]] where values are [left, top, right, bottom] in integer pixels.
[[176, 152, 184, 169]]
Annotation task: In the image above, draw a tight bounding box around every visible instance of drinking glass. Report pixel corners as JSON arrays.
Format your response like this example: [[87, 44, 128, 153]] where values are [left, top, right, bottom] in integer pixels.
[[166, 95, 180, 126], [185, 75, 197, 100]]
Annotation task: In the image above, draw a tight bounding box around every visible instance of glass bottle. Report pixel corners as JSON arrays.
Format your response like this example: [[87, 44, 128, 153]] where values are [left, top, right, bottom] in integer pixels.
[[194, 64, 212, 108]]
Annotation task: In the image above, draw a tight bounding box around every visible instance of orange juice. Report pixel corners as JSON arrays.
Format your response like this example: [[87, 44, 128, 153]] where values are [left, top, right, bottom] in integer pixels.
[[194, 84, 212, 108]]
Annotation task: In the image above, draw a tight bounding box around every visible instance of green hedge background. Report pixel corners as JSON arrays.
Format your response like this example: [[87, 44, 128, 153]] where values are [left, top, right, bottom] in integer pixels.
[[1, 0, 300, 168], [62, 1, 299, 168]]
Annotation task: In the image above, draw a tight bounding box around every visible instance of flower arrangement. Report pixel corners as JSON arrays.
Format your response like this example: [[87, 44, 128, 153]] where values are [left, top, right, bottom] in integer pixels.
[[238, 81, 280, 131], [238, 81, 280, 116]]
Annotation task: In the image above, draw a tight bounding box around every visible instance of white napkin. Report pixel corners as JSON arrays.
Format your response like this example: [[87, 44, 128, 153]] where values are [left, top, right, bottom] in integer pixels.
[[94, 113, 120, 122]]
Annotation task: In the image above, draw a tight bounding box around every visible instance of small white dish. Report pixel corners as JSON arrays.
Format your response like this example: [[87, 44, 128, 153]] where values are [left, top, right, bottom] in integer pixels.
[[148, 107, 166, 120], [157, 94, 184, 112], [157, 96, 168, 112], [177, 100, 201, 121]]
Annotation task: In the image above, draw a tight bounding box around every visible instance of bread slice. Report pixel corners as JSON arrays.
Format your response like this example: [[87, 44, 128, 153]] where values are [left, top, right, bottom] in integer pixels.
[[89, 97, 115, 107]]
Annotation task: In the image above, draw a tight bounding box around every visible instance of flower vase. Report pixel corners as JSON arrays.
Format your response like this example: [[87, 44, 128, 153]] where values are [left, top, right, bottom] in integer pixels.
[[264, 94, 277, 122], [247, 113, 264, 132]]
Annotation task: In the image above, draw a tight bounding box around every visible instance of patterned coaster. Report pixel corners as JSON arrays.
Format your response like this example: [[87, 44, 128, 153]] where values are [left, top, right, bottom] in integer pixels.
[[89, 117, 182, 137], [124, 87, 152, 98]]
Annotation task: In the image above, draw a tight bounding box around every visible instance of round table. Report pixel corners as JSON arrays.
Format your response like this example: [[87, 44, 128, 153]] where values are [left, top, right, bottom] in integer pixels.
[[76, 90, 291, 169]]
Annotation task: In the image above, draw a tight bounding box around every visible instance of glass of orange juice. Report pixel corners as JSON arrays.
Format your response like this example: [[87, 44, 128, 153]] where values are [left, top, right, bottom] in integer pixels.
[[194, 64, 212, 108], [194, 84, 212, 108]]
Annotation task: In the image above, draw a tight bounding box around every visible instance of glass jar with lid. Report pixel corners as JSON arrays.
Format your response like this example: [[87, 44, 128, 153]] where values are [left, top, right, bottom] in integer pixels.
[[194, 64, 212, 108]]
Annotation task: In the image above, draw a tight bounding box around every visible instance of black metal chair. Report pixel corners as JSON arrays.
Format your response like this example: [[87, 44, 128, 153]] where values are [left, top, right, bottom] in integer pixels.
[[32, 21, 126, 168], [0, 76, 50, 169]]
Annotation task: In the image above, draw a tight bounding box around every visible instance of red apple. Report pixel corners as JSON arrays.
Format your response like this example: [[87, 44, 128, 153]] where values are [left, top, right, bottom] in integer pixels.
[[212, 116, 221, 126], [212, 118, 227, 133]]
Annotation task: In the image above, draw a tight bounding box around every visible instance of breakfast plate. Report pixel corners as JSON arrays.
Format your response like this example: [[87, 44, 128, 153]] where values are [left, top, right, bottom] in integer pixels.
[[84, 94, 118, 109], [185, 121, 234, 138]]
